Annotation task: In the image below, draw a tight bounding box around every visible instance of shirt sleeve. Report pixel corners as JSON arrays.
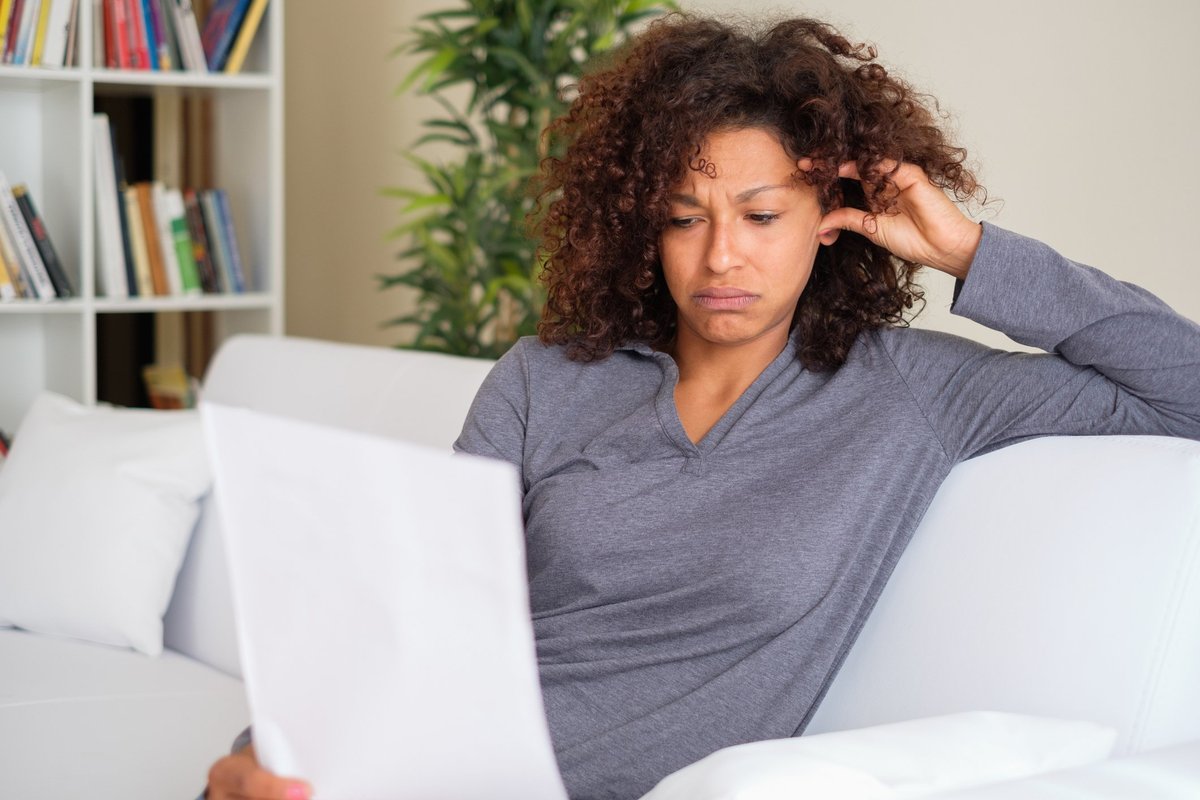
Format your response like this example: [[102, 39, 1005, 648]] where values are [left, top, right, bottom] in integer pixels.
[[879, 223, 1200, 463], [453, 338, 532, 480]]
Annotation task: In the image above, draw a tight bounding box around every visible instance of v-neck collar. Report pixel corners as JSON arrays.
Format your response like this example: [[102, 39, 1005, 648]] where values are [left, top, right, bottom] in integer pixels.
[[620, 333, 800, 458]]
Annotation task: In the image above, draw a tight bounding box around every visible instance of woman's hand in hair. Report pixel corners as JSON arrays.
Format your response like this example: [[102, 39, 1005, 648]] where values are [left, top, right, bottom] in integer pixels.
[[206, 744, 312, 800], [818, 160, 982, 280]]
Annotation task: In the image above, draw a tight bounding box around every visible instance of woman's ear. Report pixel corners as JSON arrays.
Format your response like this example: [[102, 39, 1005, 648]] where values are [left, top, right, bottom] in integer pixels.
[[818, 227, 841, 246]]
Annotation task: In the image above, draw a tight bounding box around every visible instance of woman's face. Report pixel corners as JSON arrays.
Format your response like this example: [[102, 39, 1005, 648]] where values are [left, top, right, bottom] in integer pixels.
[[659, 127, 837, 355]]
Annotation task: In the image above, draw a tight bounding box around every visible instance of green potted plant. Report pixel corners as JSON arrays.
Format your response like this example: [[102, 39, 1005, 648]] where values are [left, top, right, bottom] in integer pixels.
[[381, 0, 676, 359]]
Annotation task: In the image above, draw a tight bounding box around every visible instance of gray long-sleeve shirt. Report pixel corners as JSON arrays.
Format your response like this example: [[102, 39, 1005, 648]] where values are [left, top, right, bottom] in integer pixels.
[[453, 224, 1200, 800]]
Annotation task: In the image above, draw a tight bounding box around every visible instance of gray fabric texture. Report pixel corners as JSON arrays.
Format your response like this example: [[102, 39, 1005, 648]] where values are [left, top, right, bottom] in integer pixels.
[[453, 224, 1200, 800]]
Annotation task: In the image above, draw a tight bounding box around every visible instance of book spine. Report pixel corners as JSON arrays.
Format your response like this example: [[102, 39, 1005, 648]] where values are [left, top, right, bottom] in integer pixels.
[[13, 184, 73, 297], [165, 188, 200, 293], [92, 113, 128, 298], [175, 0, 203, 71], [62, 0, 76, 66], [0, 248, 16, 299], [151, 181, 182, 294], [133, 182, 168, 294], [126, 0, 149, 69], [200, 0, 248, 72], [4, 0, 25, 63], [122, 185, 154, 295], [0, 0, 15, 61], [140, 0, 161, 69], [29, 0, 49, 64], [0, 172, 56, 300], [213, 188, 246, 292], [13, 0, 38, 64], [199, 190, 234, 292], [40, 0, 73, 67], [183, 187, 217, 292], [109, 0, 130, 67], [220, 0, 262, 74], [145, 0, 168, 68], [154, 0, 179, 70], [0, 210, 30, 297]]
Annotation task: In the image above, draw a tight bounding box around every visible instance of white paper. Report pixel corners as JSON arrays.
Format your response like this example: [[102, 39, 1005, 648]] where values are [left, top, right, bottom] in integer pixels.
[[203, 402, 568, 800]]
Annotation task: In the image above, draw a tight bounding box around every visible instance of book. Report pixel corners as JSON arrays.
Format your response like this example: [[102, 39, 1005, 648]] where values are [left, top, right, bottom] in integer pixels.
[[183, 187, 217, 292], [40, 0, 74, 67], [150, 181, 182, 294], [122, 185, 154, 295], [4, 0, 26, 63], [109, 0, 130, 67], [163, 188, 200, 293], [13, 183, 74, 297], [169, 0, 204, 72], [220, 0, 262, 74], [92, 112, 128, 298], [0, 240, 16, 299], [213, 188, 246, 291], [112, 152, 138, 296], [199, 0, 248, 71], [143, 0, 167, 69], [199, 189, 234, 292], [153, 0, 180, 71], [0, 171, 56, 300], [13, 0, 38, 64], [0, 199, 30, 298], [0, 0, 16, 61], [29, 0, 49, 64], [133, 182, 168, 294], [126, 0, 149, 69], [62, 0, 76, 66]]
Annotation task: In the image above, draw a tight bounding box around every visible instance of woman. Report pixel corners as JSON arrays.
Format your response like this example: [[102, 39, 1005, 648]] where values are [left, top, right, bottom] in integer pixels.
[[206, 14, 1200, 800]]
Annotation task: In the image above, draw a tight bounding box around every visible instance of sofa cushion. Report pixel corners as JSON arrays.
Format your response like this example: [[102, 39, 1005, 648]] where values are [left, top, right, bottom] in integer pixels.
[[0, 628, 248, 799], [0, 392, 212, 656]]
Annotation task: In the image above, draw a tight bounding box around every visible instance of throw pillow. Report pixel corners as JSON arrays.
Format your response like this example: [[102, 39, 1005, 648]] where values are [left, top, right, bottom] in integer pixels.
[[0, 392, 211, 655]]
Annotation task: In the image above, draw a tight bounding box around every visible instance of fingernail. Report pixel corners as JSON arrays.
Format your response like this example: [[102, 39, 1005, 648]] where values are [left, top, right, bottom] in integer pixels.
[[286, 783, 310, 800]]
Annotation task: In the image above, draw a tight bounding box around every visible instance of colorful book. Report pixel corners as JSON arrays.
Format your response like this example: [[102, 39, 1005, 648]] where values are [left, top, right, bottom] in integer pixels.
[[122, 185, 153, 295], [199, 0, 248, 71], [199, 189, 234, 292], [220, 0, 262, 74], [13, 183, 73, 297], [4, 0, 26, 63], [109, 0, 130, 67], [150, 181, 182, 294], [0, 212, 29, 298], [164, 188, 200, 293], [0, 171, 56, 300], [126, 0, 149, 69], [13, 0, 39, 64], [143, 0, 168, 68], [92, 112, 128, 298], [0, 246, 15, 299], [212, 188, 245, 291], [183, 187, 217, 292], [133, 182, 168, 293], [0, 0, 16, 60], [153, 0, 179, 70], [29, 0, 49, 64]]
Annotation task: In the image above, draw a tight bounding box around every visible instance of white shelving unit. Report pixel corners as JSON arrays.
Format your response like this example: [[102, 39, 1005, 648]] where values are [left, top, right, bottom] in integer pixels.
[[0, 2, 284, 432]]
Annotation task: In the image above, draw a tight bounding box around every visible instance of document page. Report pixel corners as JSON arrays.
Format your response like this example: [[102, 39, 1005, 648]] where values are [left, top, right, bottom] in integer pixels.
[[203, 402, 568, 800]]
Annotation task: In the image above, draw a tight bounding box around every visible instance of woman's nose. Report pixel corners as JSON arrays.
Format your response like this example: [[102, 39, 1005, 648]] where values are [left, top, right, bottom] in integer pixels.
[[705, 222, 742, 274]]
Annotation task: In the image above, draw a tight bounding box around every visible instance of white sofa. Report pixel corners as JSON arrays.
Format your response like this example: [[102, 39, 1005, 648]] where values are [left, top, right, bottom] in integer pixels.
[[2, 333, 1198, 799]]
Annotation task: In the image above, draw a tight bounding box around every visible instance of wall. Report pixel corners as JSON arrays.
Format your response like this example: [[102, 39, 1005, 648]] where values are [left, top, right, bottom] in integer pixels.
[[285, 1, 1200, 350]]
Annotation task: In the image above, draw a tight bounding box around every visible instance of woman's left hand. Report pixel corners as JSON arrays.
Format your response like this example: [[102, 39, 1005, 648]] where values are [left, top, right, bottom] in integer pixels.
[[818, 160, 982, 280]]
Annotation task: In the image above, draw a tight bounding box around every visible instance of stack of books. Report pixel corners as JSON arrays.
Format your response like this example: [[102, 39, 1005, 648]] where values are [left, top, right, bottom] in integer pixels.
[[0, 0, 80, 68], [93, 111, 249, 299], [95, 0, 267, 73], [0, 170, 73, 301]]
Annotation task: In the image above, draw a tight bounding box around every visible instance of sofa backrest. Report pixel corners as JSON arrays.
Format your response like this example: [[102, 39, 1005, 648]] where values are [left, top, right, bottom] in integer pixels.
[[167, 334, 1200, 756]]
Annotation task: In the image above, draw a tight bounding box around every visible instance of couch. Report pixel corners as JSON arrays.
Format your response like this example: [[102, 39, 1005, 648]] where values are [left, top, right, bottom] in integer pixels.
[[1, 333, 1198, 799]]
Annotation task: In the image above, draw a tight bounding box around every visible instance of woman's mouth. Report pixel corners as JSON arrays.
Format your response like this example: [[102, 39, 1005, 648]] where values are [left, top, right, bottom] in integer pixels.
[[693, 287, 758, 310]]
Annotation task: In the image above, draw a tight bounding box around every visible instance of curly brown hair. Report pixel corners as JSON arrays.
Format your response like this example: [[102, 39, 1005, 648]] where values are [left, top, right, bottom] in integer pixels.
[[534, 13, 984, 370]]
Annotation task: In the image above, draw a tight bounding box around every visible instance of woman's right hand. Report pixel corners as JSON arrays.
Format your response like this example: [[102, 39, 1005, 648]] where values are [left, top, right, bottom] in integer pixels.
[[206, 744, 313, 800]]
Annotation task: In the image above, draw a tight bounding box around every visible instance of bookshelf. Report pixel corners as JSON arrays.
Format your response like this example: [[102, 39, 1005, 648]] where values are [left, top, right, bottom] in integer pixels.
[[0, 2, 283, 432]]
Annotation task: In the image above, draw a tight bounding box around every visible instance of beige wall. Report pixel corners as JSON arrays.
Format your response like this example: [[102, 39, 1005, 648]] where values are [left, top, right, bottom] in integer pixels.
[[285, 1, 1200, 349]]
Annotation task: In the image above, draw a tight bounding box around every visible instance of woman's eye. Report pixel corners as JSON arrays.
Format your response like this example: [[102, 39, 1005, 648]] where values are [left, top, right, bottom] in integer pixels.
[[748, 212, 780, 224], [669, 217, 701, 229]]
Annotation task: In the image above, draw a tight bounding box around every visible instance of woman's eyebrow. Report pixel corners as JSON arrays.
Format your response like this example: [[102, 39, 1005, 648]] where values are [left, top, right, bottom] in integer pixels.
[[667, 185, 791, 207]]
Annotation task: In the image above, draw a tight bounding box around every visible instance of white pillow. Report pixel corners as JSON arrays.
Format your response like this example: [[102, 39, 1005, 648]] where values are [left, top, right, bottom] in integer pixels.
[[640, 712, 1117, 800], [0, 392, 211, 655]]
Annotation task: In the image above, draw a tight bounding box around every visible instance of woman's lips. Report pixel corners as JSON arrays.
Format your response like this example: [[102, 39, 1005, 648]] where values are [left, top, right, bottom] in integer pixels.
[[693, 287, 757, 310]]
